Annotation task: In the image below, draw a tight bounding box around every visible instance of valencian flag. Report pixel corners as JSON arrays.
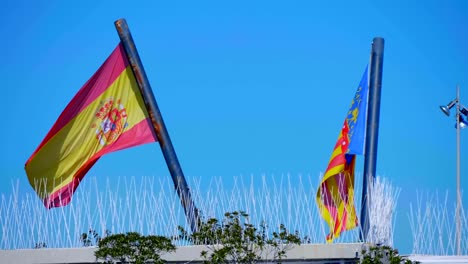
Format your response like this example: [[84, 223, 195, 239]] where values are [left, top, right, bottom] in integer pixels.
[[25, 44, 157, 208], [316, 66, 369, 242]]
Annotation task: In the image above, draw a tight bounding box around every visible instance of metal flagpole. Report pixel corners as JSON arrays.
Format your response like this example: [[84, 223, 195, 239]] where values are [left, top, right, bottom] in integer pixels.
[[360, 37, 385, 241], [114, 18, 200, 232]]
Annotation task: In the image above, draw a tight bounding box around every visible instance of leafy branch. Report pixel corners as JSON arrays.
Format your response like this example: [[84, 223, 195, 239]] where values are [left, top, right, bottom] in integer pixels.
[[360, 245, 419, 264], [177, 211, 302, 264], [95, 232, 175, 264]]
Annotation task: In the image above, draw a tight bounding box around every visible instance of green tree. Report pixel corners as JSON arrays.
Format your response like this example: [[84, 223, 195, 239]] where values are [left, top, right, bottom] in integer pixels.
[[34, 242, 47, 249], [80, 228, 111, 247], [264, 223, 302, 262], [177, 211, 302, 264], [359, 245, 419, 264], [95, 232, 175, 264]]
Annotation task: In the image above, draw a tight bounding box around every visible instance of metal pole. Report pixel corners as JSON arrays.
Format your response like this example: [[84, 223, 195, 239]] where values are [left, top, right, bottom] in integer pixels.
[[456, 85, 461, 255], [114, 18, 200, 232], [360, 37, 385, 242]]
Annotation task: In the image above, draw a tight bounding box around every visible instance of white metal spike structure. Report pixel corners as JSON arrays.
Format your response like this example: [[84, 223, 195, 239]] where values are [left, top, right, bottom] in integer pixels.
[[0, 173, 403, 250], [409, 191, 467, 255], [366, 176, 400, 246]]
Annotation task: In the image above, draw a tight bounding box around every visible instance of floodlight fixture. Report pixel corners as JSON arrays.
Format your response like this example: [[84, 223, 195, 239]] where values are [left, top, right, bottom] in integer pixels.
[[458, 116, 468, 129], [440, 99, 457, 116], [461, 106, 468, 117]]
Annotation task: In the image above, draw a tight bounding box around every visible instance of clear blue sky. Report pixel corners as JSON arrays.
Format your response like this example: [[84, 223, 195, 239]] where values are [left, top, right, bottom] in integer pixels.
[[2, 0, 467, 253]]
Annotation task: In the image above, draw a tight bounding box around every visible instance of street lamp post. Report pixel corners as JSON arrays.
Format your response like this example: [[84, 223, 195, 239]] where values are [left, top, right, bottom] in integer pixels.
[[439, 85, 467, 255], [455, 86, 461, 256]]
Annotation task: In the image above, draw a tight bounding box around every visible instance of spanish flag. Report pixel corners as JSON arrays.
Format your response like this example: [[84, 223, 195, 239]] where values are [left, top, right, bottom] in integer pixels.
[[25, 44, 157, 208], [316, 66, 368, 242]]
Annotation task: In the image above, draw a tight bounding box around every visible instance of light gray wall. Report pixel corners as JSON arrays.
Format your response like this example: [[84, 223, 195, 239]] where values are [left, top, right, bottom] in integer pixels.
[[0, 243, 363, 264], [3, 242, 467, 264]]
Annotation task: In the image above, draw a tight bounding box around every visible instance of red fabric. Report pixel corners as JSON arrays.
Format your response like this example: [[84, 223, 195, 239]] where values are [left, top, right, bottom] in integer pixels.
[[27, 44, 129, 163], [45, 118, 156, 208]]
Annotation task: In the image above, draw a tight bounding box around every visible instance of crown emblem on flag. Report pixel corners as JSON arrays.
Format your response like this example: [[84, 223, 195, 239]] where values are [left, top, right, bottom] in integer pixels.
[[92, 97, 129, 146]]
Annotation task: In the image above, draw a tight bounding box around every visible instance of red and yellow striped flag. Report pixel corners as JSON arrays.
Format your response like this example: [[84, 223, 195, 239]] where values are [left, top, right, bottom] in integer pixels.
[[316, 121, 359, 242], [25, 44, 157, 208], [316, 66, 369, 242]]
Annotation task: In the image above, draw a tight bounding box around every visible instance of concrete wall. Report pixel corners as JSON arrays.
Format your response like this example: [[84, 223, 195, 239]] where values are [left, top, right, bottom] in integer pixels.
[[0, 243, 363, 264], [3, 243, 468, 264]]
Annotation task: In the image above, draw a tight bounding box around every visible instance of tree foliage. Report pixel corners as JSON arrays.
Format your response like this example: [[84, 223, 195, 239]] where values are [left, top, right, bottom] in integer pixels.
[[80, 228, 111, 247], [92, 212, 416, 264], [360, 245, 419, 264], [177, 211, 302, 264], [34, 242, 47, 249], [95, 232, 175, 264]]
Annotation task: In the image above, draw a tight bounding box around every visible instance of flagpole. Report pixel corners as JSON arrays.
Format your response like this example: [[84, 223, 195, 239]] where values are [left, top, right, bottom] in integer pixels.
[[114, 18, 200, 232], [360, 37, 385, 241]]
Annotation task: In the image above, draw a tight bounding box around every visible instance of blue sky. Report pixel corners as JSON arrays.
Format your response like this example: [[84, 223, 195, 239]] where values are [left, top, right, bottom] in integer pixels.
[[2, 0, 467, 253]]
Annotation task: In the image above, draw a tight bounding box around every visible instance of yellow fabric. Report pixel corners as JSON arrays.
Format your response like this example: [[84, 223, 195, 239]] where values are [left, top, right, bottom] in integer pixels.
[[25, 66, 149, 198], [316, 123, 358, 243]]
